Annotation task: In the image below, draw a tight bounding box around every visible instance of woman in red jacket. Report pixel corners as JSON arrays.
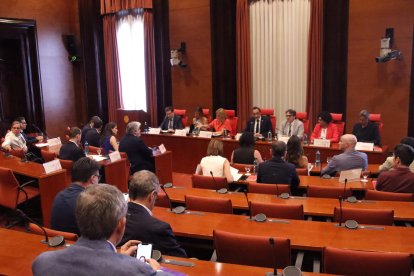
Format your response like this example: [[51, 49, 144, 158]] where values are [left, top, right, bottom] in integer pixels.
[[310, 111, 339, 143]]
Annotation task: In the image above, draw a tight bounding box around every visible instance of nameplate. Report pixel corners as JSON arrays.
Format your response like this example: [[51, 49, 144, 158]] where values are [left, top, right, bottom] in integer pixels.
[[159, 144, 167, 154], [109, 151, 121, 162], [234, 133, 242, 141], [174, 129, 187, 136], [35, 143, 49, 148], [198, 131, 213, 138], [148, 128, 161, 135], [278, 136, 289, 144], [43, 159, 62, 174], [339, 168, 362, 183], [47, 137, 61, 147], [355, 142, 374, 151], [313, 139, 331, 148]]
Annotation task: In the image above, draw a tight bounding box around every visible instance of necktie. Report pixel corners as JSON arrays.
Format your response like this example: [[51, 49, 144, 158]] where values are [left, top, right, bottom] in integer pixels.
[[168, 118, 173, 129], [255, 120, 259, 134], [288, 124, 292, 136]]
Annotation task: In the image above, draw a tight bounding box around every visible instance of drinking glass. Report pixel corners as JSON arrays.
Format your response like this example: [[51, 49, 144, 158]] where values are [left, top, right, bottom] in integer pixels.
[[361, 170, 370, 182], [326, 157, 332, 164], [97, 149, 101, 156], [245, 166, 251, 175]]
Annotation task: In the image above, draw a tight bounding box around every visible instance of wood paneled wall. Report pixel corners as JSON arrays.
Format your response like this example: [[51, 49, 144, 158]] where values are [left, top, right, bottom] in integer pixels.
[[169, 0, 212, 124], [347, 0, 414, 148], [0, 0, 85, 138]]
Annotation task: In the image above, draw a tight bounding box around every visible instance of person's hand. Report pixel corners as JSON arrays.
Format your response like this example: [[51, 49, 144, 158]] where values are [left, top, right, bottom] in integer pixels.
[[147, 258, 161, 271], [120, 240, 140, 256]]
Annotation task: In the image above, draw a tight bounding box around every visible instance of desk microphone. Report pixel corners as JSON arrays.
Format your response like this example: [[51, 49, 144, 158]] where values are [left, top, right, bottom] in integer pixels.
[[338, 196, 343, 227], [210, 171, 227, 193], [33, 124, 48, 140], [243, 191, 252, 220], [265, 237, 278, 276], [16, 209, 65, 247], [342, 178, 348, 200], [210, 171, 217, 189], [160, 184, 173, 212], [160, 184, 186, 214]]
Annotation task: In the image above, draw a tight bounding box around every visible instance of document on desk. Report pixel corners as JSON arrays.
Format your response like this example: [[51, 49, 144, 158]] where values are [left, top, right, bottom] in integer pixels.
[[89, 155, 108, 162], [230, 166, 243, 181], [35, 143, 49, 148], [109, 151, 121, 162], [43, 159, 62, 174]]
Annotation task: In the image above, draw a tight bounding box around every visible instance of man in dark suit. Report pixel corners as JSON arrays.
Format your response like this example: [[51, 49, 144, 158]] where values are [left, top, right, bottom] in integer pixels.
[[257, 141, 300, 190], [59, 127, 85, 162], [244, 106, 273, 137], [84, 117, 102, 147], [81, 116, 102, 146], [50, 157, 100, 235], [119, 121, 155, 174], [159, 106, 184, 131], [33, 184, 167, 276], [120, 170, 187, 257]]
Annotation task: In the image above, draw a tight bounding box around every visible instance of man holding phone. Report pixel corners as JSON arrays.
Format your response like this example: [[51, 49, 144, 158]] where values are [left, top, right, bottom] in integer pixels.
[[33, 184, 170, 276]]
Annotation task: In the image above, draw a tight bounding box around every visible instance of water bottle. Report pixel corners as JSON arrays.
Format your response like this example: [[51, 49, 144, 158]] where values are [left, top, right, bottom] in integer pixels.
[[267, 131, 272, 142], [84, 141, 89, 155], [223, 128, 227, 138], [253, 159, 258, 175], [315, 150, 321, 166], [144, 122, 148, 133], [303, 134, 308, 145]]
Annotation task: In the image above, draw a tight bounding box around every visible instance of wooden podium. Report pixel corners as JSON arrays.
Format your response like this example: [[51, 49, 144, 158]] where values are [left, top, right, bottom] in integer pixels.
[[116, 109, 151, 138]]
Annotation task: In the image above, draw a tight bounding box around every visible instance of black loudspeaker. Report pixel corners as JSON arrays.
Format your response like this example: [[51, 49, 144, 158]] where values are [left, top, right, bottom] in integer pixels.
[[63, 34, 80, 62]]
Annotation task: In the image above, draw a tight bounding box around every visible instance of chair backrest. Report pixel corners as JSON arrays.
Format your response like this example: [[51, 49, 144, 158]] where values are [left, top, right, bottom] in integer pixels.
[[323, 246, 412, 276], [333, 207, 394, 226], [369, 113, 383, 137], [261, 108, 276, 132], [307, 185, 352, 199], [330, 113, 345, 136], [59, 159, 73, 186], [155, 192, 170, 208], [41, 150, 57, 162], [365, 190, 414, 202], [29, 222, 78, 242], [224, 109, 235, 118], [10, 148, 24, 158], [232, 163, 255, 171], [214, 229, 291, 268], [185, 195, 233, 214], [174, 109, 188, 126], [202, 108, 211, 123], [104, 158, 129, 193], [296, 112, 309, 135], [87, 145, 101, 155], [222, 110, 238, 135], [296, 168, 308, 176], [0, 167, 20, 209], [191, 174, 229, 190], [250, 201, 304, 220], [248, 183, 291, 196]]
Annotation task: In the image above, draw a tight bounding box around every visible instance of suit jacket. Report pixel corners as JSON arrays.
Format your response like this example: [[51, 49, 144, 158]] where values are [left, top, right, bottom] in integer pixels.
[[119, 134, 155, 174], [257, 156, 300, 189], [120, 202, 187, 257], [84, 128, 100, 147], [80, 125, 91, 146], [32, 237, 162, 276], [59, 141, 85, 162], [310, 123, 339, 143], [159, 115, 184, 130], [278, 119, 304, 139], [376, 167, 414, 193], [244, 116, 273, 136], [1, 131, 27, 151]]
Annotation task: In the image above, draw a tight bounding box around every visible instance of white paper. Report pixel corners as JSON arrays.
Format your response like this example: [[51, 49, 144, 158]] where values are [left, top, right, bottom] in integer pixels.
[[198, 131, 213, 138], [158, 144, 167, 154], [339, 168, 362, 183], [313, 138, 331, 148], [278, 136, 290, 144], [89, 155, 108, 162], [47, 137, 62, 147], [355, 142, 374, 152], [234, 133, 242, 141], [148, 128, 161, 135], [109, 151, 121, 162], [43, 159, 62, 174], [230, 166, 240, 181], [35, 143, 49, 148], [173, 129, 187, 136]]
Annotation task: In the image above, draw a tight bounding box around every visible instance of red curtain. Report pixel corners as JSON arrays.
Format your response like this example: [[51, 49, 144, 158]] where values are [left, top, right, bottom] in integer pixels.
[[236, 0, 252, 131], [144, 11, 157, 126], [102, 15, 123, 121], [101, 0, 152, 14], [306, 0, 324, 134]]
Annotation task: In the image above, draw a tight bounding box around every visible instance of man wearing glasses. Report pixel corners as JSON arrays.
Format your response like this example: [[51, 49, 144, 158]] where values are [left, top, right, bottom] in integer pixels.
[[278, 109, 304, 139], [50, 157, 100, 235], [1, 121, 28, 152], [244, 106, 272, 138]]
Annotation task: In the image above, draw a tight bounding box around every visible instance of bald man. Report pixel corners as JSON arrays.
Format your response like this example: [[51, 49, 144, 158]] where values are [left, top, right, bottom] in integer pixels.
[[321, 134, 368, 176]]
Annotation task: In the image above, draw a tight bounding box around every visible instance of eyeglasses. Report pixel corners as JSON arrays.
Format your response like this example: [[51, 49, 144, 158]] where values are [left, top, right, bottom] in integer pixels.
[[286, 114, 293, 117], [93, 174, 102, 181], [12, 127, 21, 130]]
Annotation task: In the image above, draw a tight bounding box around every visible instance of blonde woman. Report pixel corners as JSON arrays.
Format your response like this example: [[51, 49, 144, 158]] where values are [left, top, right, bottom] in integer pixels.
[[208, 108, 232, 136]]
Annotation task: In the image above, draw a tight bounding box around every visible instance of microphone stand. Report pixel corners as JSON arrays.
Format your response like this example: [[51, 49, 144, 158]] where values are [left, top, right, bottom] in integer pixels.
[[338, 196, 343, 227], [160, 185, 173, 212], [342, 178, 348, 201], [243, 191, 252, 220], [210, 171, 218, 190], [265, 237, 278, 276]]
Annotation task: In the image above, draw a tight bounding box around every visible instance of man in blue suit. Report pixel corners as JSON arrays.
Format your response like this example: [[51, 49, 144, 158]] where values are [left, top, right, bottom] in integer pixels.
[[159, 106, 184, 131], [33, 184, 170, 276], [244, 106, 273, 137]]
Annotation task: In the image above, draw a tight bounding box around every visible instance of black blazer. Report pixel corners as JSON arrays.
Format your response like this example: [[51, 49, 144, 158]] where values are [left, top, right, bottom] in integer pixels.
[[59, 141, 85, 162], [80, 125, 91, 146], [119, 134, 155, 173], [159, 115, 184, 130], [84, 128, 100, 147], [257, 156, 300, 189], [120, 203, 187, 258], [244, 116, 273, 136]]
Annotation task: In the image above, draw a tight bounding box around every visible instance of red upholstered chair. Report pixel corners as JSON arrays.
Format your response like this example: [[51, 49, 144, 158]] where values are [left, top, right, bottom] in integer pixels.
[[185, 195, 233, 214], [59, 159, 73, 186], [248, 182, 291, 196], [369, 113, 383, 137], [88, 146, 102, 155], [174, 109, 188, 126], [330, 113, 345, 136], [323, 246, 412, 276], [155, 192, 170, 208], [296, 112, 309, 135], [261, 108, 276, 132], [232, 163, 255, 171], [104, 158, 129, 193], [41, 150, 57, 162], [250, 201, 304, 220], [202, 109, 211, 123], [333, 207, 394, 226], [296, 168, 308, 176], [224, 109, 238, 136], [365, 189, 414, 202], [9, 148, 25, 159], [29, 223, 78, 242], [213, 229, 291, 268], [191, 174, 229, 190], [307, 185, 352, 199]]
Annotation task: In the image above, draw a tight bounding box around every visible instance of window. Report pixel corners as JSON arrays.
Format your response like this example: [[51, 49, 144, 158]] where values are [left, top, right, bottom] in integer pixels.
[[116, 9, 147, 111]]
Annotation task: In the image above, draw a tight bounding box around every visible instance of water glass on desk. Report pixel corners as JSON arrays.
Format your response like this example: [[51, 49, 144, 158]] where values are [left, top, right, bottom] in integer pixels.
[[361, 170, 370, 182]]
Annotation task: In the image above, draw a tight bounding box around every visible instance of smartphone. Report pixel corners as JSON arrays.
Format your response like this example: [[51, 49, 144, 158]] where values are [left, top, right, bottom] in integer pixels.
[[136, 243, 152, 262]]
